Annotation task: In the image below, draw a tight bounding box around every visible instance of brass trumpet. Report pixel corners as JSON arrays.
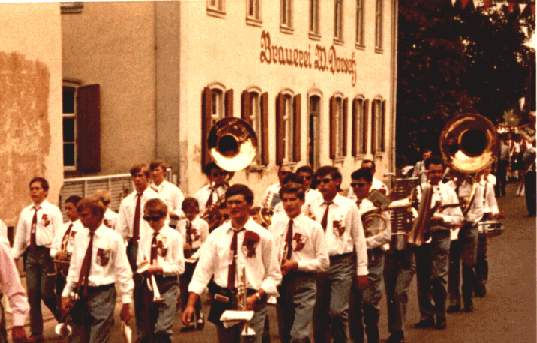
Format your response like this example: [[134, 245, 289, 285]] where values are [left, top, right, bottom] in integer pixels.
[[236, 257, 255, 337]]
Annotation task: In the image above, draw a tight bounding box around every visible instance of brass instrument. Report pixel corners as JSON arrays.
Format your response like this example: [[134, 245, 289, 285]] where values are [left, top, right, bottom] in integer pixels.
[[388, 177, 418, 250], [361, 208, 389, 238], [139, 260, 164, 303], [407, 183, 434, 246], [54, 230, 74, 277], [55, 286, 81, 337], [237, 257, 255, 337]]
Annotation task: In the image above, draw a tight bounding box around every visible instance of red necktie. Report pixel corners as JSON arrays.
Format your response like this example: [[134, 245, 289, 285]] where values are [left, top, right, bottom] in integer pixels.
[[321, 202, 332, 231], [150, 232, 158, 263], [30, 207, 39, 248], [227, 229, 243, 290], [133, 193, 142, 240], [285, 219, 293, 260], [78, 230, 95, 297], [206, 188, 215, 208], [61, 223, 74, 251]]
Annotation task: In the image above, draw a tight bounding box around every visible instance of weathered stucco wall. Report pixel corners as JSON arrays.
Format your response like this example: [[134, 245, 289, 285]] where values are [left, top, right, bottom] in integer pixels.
[[0, 4, 63, 226]]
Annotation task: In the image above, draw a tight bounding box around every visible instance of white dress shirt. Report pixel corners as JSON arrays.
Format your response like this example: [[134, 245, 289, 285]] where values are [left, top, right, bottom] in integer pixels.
[[194, 184, 227, 213], [136, 225, 185, 276], [457, 180, 485, 224], [261, 183, 281, 210], [50, 219, 83, 258], [310, 194, 368, 276], [13, 200, 63, 259], [188, 218, 281, 295], [0, 219, 9, 246], [116, 187, 160, 241], [270, 213, 329, 273], [416, 182, 464, 227], [356, 198, 391, 250], [0, 242, 29, 327], [481, 179, 499, 215], [150, 180, 185, 217], [63, 224, 134, 304], [176, 216, 210, 260], [347, 177, 390, 201], [103, 208, 119, 229]]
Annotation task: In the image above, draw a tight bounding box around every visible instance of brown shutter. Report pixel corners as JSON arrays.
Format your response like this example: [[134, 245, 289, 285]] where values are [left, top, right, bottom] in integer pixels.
[[276, 94, 285, 165], [225, 89, 233, 117], [381, 100, 386, 152], [261, 92, 269, 165], [352, 100, 358, 157], [292, 94, 301, 162], [371, 100, 377, 155], [201, 87, 213, 169], [77, 84, 101, 173], [241, 90, 252, 124], [362, 100, 369, 154], [342, 97, 348, 156], [329, 96, 337, 159]]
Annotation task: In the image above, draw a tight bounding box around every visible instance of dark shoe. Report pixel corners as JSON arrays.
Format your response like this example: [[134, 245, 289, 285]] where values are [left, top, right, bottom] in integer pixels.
[[447, 304, 461, 313], [27, 335, 45, 343], [386, 331, 405, 343], [463, 304, 474, 312], [475, 284, 487, 297], [434, 318, 447, 330], [414, 318, 435, 329]]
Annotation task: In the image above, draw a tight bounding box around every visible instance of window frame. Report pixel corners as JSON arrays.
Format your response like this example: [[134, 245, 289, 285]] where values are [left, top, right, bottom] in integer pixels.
[[334, 0, 344, 44], [371, 97, 385, 155], [62, 85, 77, 171], [207, 0, 226, 17], [329, 94, 348, 161], [241, 87, 269, 167], [309, 0, 321, 40], [375, 0, 384, 53], [276, 90, 301, 165], [352, 96, 365, 158], [355, 0, 365, 49], [246, 0, 262, 25], [280, 0, 294, 34], [307, 92, 322, 170]]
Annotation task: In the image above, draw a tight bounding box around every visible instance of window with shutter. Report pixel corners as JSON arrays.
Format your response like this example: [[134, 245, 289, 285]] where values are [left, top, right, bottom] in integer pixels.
[[375, 0, 383, 52], [334, 0, 343, 43], [329, 96, 337, 159], [308, 94, 321, 169], [342, 97, 348, 156], [225, 89, 234, 117], [293, 94, 301, 162], [201, 83, 228, 170], [241, 88, 268, 166], [76, 84, 101, 173], [371, 99, 377, 155], [246, 0, 261, 24], [281, 0, 293, 32], [261, 92, 269, 165], [62, 85, 77, 171], [352, 97, 364, 157], [381, 100, 386, 152], [309, 0, 320, 37], [362, 99, 369, 154], [355, 0, 365, 48], [276, 94, 285, 164], [207, 0, 225, 16]]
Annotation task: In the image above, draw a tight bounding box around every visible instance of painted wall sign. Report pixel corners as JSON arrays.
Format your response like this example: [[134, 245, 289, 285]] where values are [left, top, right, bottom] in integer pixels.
[[259, 30, 357, 86]]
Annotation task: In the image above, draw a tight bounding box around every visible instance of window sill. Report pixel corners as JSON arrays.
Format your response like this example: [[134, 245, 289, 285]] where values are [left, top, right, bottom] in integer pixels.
[[207, 7, 226, 18], [280, 25, 294, 35], [247, 164, 267, 173], [333, 38, 344, 46], [375, 47, 384, 54], [355, 43, 365, 50], [308, 32, 321, 41], [246, 17, 262, 27], [332, 156, 345, 164]]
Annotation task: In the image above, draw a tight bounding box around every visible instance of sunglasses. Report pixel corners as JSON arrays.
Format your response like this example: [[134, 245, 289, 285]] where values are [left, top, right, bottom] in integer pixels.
[[143, 215, 163, 222], [351, 182, 369, 187]]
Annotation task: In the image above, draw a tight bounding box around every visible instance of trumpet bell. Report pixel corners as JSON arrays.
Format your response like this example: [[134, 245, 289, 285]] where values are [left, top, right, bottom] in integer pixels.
[[208, 117, 258, 172], [55, 323, 72, 337]]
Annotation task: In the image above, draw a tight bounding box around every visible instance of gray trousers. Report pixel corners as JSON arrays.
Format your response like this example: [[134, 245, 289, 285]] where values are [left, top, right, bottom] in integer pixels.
[[349, 249, 385, 343], [277, 272, 316, 343], [383, 248, 415, 335], [448, 224, 478, 308], [25, 246, 57, 336], [414, 230, 451, 322], [313, 253, 354, 343], [216, 304, 267, 343], [70, 284, 116, 343], [139, 283, 179, 343]]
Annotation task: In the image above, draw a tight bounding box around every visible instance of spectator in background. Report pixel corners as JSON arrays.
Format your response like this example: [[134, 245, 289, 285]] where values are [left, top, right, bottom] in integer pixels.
[[413, 149, 432, 185]]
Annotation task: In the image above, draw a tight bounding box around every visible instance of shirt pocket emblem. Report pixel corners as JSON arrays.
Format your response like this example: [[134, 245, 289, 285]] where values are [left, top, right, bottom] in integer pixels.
[[97, 248, 111, 266]]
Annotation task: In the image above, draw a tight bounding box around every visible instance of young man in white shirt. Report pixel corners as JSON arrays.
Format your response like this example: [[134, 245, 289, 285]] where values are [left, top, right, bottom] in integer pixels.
[[182, 184, 281, 343], [348, 160, 390, 201], [149, 161, 185, 224], [413, 157, 463, 331], [194, 162, 229, 214], [271, 185, 329, 343], [51, 195, 83, 312], [136, 198, 184, 343], [177, 198, 209, 330], [310, 166, 368, 343], [295, 165, 323, 214], [348, 168, 391, 343], [260, 165, 293, 212], [94, 190, 118, 229], [13, 177, 63, 342], [61, 197, 133, 342]]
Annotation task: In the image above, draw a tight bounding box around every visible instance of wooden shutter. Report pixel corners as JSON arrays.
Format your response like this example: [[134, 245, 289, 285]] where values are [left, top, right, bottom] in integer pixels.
[[225, 89, 233, 117], [381, 100, 386, 152], [201, 87, 213, 169], [352, 100, 358, 157], [276, 94, 285, 165], [329, 96, 337, 159], [342, 97, 348, 156], [371, 100, 377, 155], [362, 100, 369, 154], [292, 94, 301, 162], [77, 84, 101, 173], [241, 90, 252, 124], [261, 92, 269, 165]]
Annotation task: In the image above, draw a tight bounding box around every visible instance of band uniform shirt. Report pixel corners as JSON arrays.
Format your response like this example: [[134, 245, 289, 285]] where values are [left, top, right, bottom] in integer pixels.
[[194, 184, 227, 213], [310, 194, 368, 276], [63, 224, 134, 303], [12, 199, 63, 259], [357, 198, 391, 250], [50, 219, 83, 258], [136, 224, 185, 276], [177, 216, 209, 261], [347, 177, 390, 201], [117, 187, 160, 241], [270, 213, 329, 273], [103, 208, 119, 229], [0, 242, 29, 327], [0, 219, 9, 246], [415, 182, 464, 231], [150, 180, 185, 218], [261, 183, 281, 211], [188, 218, 281, 296], [274, 188, 323, 221], [480, 178, 499, 215], [456, 180, 484, 224]]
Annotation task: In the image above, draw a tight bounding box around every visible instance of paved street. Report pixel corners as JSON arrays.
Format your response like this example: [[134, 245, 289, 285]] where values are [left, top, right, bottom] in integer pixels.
[[6, 183, 535, 342]]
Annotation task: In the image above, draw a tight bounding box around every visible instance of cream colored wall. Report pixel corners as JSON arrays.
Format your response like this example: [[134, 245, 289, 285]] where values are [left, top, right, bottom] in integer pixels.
[[0, 4, 63, 225], [62, 2, 156, 175], [178, 0, 396, 200]]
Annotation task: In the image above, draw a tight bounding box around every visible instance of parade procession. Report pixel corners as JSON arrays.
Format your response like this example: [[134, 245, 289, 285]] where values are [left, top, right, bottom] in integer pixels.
[[0, 0, 535, 343]]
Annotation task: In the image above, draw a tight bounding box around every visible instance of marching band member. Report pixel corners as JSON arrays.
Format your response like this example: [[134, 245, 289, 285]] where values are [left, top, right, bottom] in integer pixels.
[[182, 184, 281, 343], [295, 165, 323, 213], [260, 165, 293, 212], [348, 160, 389, 201], [0, 241, 29, 343], [348, 168, 391, 343], [413, 157, 463, 330], [51, 195, 83, 309], [194, 162, 229, 214], [94, 190, 118, 229], [177, 198, 209, 330], [310, 166, 368, 343], [413, 149, 433, 185], [149, 160, 185, 225], [271, 185, 329, 343], [12, 177, 63, 342], [136, 198, 184, 343], [62, 197, 133, 342], [116, 164, 160, 336], [272, 173, 309, 219]]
